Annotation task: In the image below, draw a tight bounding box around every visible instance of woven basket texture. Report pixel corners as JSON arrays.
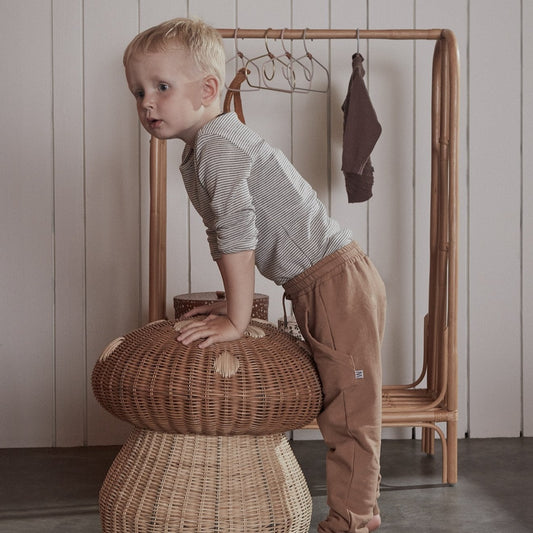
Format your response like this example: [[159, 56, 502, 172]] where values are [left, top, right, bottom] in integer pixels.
[[92, 319, 322, 435], [100, 429, 312, 533], [174, 291, 269, 320]]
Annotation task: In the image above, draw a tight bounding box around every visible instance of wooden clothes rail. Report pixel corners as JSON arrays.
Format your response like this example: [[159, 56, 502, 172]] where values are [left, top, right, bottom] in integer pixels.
[[218, 27, 443, 40], [148, 28, 459, 484]]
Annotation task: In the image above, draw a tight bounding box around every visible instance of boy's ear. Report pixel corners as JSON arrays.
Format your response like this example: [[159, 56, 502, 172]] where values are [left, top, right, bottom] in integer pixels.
[[201, 75, 220, 105]]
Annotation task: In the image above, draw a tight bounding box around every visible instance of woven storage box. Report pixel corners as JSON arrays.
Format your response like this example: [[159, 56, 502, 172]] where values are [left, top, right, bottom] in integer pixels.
[[92, 318, 322, 435], [99, 429, 312, 533], [174, 291, 269, 320]]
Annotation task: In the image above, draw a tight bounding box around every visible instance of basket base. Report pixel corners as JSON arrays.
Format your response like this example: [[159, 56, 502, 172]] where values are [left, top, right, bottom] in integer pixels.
[[174, 291, 269, 321], [100, 428, 312, 532]]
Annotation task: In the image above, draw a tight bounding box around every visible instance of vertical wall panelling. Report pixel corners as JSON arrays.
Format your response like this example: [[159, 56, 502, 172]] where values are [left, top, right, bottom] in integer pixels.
[[184, 1, 237, 310], [183, 2, 235, 309], [469, 0, 522, 437], [0, 1, 55, 447], [1, 0, 532, 447], [329, 0, 369, 248], [289, 0, 333, 441], [523, 0, 533, 437], [137, 1, 189, 322], [291, 0, 330, 204], [235, 0, 292, 157], [411, 4, 437, 433], [189, 0, 235, 27], [139, 0, 186, 28], [52, 0, 86, 446], [368, 0, 415, 390], [414, 0, 469, 438], [84, 0, 142, 444], [224, 0, 294, 322]]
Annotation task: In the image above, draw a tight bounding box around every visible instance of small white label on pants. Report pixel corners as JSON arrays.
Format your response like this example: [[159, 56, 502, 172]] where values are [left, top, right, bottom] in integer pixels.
[[355, 369, 364, 379]]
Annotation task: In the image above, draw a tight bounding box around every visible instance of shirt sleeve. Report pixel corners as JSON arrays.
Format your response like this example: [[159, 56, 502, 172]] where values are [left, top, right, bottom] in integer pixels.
[[195, 134, 258, 258]]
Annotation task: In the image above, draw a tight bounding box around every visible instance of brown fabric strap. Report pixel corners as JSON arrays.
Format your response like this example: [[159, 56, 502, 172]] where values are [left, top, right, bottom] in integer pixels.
[[223, 68, 248, 124]]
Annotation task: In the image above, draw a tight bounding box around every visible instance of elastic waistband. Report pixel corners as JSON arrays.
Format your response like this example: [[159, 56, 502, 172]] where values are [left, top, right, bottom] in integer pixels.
[[283, 241, 366, 296]]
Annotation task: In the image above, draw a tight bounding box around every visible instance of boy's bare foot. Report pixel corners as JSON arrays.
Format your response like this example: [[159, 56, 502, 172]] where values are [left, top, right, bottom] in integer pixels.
[[367, 513, 381, 531]]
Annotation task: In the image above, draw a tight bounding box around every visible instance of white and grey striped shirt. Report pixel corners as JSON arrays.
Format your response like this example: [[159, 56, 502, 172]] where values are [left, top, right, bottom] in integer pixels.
[[180, 112, 352, 285]]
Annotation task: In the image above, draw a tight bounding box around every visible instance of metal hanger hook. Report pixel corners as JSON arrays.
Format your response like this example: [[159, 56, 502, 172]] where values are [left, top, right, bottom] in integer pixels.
[[280, 27, 292, 59], [302, 28, 310, 56], [264, 28, 275, 57], [262, 28, 276, 80], [233, 28, 241, 58]]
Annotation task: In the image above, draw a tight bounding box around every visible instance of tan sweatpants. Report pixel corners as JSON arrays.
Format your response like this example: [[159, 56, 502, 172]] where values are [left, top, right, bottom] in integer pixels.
[[283, 241, 386, 533]]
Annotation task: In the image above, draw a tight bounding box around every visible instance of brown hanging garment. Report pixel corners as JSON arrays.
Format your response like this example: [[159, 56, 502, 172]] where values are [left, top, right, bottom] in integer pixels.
[[341, 53, 381, 203], [223, 67, 249, 124]]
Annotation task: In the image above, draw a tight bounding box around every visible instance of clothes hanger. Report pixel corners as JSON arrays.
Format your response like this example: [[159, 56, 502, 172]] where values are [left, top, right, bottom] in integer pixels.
[[242, 28, 276, 90], [276, 28, 313, 93], [240, 28, 330, 94], [292, 28, 330, 93], [260, 29, 299, 93], [244, 29, 299, 94], [225, 29, 259, 92]]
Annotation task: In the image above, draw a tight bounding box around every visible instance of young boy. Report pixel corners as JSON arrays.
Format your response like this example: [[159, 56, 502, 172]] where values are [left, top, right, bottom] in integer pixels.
[[124, 18, 386, 533]]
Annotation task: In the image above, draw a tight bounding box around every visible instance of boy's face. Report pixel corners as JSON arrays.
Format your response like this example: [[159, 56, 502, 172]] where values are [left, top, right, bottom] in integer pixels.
[[125, 48, 212, 144]]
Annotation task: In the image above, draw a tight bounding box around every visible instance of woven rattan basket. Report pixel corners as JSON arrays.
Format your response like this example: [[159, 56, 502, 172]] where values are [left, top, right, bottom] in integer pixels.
[[99, 429, 312, 533], [174, 291, 269, 320], [92, 319, 322, 435]]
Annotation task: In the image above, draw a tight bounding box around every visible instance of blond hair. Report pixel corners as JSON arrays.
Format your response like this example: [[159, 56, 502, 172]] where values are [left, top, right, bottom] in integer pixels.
[[123, 17, 225, 86]]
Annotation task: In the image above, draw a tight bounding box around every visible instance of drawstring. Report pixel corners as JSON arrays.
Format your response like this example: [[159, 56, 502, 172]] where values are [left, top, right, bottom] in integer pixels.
[[282, 292, 290, 327], [280, 292, 304, 342]]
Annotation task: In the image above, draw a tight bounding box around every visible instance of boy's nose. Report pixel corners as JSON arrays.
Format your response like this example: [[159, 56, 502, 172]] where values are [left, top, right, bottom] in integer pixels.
[[142, 96, 154, 110]]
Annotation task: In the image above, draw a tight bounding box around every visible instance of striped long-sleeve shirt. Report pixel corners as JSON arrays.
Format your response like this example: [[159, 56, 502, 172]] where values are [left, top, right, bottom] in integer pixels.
[[180, 112, 352, 285]]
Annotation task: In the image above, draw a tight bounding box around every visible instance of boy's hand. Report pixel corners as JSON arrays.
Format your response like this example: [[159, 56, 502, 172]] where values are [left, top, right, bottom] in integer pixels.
[[177, 249, 255, 349], [176, 314, 242, 348]]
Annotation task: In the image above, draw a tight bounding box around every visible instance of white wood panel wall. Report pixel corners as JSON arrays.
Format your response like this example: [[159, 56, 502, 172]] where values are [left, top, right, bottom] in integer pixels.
[[524, 0, 533, 438], [469, 0, 523, 437], [0, 1, 55, 447], [0, 0, 531, 447]]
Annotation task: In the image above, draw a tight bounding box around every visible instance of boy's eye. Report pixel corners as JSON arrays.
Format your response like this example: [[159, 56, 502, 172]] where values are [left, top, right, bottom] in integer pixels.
[[158, 83, 169, 91], [133, 90, 144, 99]]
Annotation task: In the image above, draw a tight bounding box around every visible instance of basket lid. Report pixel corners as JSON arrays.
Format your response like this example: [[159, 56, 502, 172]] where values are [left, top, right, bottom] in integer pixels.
[[92, 319, 322, 436]]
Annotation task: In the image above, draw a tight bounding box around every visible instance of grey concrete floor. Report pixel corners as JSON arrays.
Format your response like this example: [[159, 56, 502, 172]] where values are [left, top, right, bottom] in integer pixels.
[[0, 437, 532, 532]]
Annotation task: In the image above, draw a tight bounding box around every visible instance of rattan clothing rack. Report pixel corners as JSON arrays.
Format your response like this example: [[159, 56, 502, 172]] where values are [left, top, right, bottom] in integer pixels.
[[146, 27, 459, 485]]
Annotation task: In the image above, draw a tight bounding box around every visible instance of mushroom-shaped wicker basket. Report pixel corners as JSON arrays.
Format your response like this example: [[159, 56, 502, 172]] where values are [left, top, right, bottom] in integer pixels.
[[99, 429, 313, 533], [92, 318, 322, 435]]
